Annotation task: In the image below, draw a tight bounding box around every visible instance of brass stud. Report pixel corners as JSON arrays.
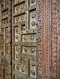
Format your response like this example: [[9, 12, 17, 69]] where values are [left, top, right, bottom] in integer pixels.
[[24, 48, 27, 52], [22, 26, 25, 30], [31, 62, 35, 66], [21, 68, 24, 72], [16, 6, 19, 12], [21, 5, 24, 9], [31, 21, 35, 26], [24, 37, 27, 40], [32, 14, 36, 18], [16, 36, 18, 39], [16, 47, 19, 51], [31, 0, 35, 3], [21, 16, 24, 20], [31, 70, 35, 75], [16, 17, 19, 22], [30, 36, 34, 40], [31, 48, 35, 53]]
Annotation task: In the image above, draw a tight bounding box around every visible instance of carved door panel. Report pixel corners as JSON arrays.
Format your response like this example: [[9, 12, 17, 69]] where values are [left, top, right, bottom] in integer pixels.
[[0, 34, 4, 79], [12, 0, 38, 79], [1, 0, 11, 79]]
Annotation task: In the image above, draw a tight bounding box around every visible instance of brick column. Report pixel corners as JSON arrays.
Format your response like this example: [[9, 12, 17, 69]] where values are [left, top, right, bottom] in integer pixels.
[[38, 0, 60, 79], [38, 0, 51, 79]]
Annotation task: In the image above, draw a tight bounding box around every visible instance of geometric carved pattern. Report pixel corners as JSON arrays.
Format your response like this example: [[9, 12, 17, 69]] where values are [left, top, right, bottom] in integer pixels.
[[0, 0, 11, 79], [12, 0, 37, 79], [0, 0, 60, 79]]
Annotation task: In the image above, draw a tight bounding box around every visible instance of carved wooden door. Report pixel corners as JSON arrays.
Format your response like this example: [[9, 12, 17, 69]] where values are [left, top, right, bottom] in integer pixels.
[[0, 0, 12, 79], [12, 0, 38, 79]]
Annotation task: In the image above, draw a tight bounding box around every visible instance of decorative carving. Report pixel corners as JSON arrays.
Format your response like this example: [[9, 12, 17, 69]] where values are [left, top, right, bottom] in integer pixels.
[[15, 27, 20, 42], [15, 46, 20, 60], [30, 35, 34, 40], [30, 11, 37, 29], [21, 68, 25, 72], [31, 48, 35, 53], [2, 19, 8, 27], [32, 14, 36, 18], [21, 24, 26, 31], [15, 3, 25, 15], [15, 16, 19, 23], [21, 16, 24, 21], [31, 0, 35, 3], [31, 70, 35, 75], [30, 0, 36, 6], [12, 0, 37, 79], [22, 34, 36, 42], [30, 60, 37, 78], [15, 6, 20, 14], [24, 48, 27, 52], [31, 21, 36, 26]]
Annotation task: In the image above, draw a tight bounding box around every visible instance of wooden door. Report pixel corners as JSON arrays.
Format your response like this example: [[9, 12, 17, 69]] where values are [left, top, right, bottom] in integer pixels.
[[12, 0, 38, 79]]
